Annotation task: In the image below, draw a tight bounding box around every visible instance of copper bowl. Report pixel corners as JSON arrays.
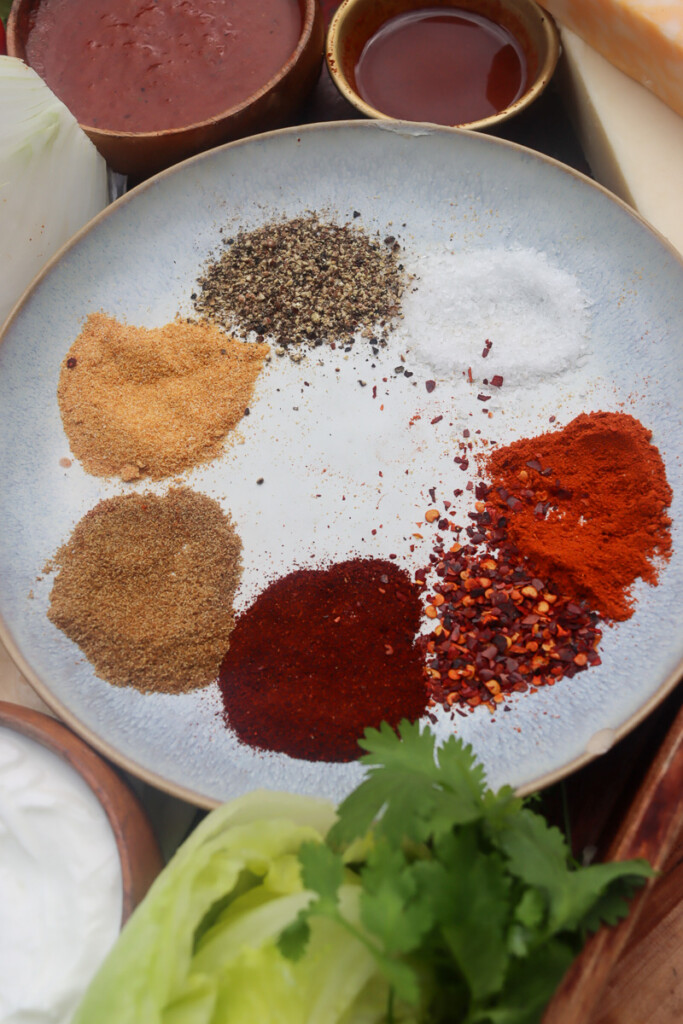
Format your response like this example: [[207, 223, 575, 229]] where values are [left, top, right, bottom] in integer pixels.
[[326, 0, 560, 132], [0, 700, 163, 923], [7, 0, 325, 178]]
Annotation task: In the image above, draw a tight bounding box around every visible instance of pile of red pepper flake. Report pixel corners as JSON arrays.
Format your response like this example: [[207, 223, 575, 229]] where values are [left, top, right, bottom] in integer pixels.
[[416, 483, 603, 714]]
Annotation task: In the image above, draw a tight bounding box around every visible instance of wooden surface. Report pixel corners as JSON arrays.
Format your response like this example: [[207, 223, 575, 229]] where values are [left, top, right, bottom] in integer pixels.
[[593, 829, 683, 1024], [542, 695, 683, 1023]]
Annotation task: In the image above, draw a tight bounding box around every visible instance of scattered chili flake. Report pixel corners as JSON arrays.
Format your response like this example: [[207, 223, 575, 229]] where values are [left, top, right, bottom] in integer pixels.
[[491, 375, 504, 387], [425, 380, 436, 393], [66, 357, 77, 369]]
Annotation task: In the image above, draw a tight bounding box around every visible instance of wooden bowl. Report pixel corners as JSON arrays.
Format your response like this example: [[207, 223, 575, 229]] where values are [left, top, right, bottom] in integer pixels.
[[0, 700, 163, 923], [326, 0, 560, 132], [7, 0, 325, 178]]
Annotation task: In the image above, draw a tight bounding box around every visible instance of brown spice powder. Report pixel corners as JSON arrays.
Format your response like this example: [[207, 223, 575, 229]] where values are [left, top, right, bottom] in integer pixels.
[[58, 313, 269, 481], [47, 488, 242, 694]]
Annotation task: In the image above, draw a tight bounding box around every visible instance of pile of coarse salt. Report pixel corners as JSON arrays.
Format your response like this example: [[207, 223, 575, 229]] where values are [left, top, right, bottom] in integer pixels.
[[400, 246, 592, 386]]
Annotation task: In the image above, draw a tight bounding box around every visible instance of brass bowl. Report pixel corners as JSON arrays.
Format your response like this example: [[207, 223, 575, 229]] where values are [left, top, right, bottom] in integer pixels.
[[0, 700, 163, 923], [326, 0, 560, 132], [7, 0, 325, 178]]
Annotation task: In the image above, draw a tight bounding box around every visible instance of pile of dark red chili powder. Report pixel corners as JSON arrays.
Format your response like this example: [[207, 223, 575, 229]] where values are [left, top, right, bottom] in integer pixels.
[[219, 559, 427, 761], [418, 411, 673, 713]]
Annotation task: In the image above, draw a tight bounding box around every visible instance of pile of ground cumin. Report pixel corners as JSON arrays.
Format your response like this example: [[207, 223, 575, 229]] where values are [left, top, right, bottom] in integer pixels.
[[47, 488, 242, 694], [58, 313, 269, 481]]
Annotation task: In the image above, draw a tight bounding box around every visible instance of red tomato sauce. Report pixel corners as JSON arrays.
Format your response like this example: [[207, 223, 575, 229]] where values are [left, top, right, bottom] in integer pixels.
[[354, 7, 527, 126], [25, 0, 302, 132]]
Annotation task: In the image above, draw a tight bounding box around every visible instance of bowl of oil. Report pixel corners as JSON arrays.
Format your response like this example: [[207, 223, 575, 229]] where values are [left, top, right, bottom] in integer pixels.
[[326, 0, 560, 132]]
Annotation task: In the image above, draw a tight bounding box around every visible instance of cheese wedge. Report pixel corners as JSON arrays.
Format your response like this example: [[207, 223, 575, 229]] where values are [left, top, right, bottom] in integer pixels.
[[556, 26, 683, 258], [537, 0, 683, 118]]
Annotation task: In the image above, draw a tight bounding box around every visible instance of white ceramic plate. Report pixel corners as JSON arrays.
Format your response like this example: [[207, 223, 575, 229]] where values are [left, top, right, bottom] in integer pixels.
[[1, 121, 682, 808]]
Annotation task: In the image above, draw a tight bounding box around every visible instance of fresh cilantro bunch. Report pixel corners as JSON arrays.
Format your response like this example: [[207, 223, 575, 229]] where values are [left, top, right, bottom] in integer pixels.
[[279, 721, 652, 1024]]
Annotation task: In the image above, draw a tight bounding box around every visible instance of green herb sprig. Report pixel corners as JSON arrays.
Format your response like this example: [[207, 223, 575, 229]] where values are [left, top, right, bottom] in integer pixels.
[[279, 720, 652, 1024]]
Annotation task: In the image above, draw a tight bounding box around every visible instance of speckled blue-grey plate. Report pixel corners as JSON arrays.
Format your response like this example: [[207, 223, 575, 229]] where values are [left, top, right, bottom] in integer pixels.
[[0, 121, 681, 808]]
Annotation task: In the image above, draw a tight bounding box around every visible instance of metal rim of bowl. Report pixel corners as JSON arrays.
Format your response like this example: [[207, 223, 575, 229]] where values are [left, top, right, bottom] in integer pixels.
[[326, 0, 561, 131], [7, 0, 321, 140]]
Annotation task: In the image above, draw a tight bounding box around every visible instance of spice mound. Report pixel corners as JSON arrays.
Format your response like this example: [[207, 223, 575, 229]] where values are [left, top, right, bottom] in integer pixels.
[[58, 313, 269, 481], [219, 559, 428, 761], [48, 488, 242, 694], [484, 411, 673, 621], [418, 535, 603, 713], [194, 214, 405, 356]]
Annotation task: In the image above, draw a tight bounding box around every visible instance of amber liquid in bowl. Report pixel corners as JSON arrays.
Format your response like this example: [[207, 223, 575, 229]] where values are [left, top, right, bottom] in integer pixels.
[[353, 6, 528, 125]]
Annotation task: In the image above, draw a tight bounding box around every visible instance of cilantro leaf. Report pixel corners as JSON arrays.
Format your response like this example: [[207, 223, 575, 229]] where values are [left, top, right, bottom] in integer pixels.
[[359, 840, 436, 955], [480, 938, 576, 1024], [329, 720, 486, 849], [434, 733, 488, 802], [495, 811, 652, 934], [415, 827, 512, 1002], [493, 807, 575, 934], [276, 913, 311, 961], [373, 955, 422, 1007], [565, 860, 652, 932], [297, 840, 344, 914], [279, 725, 653, 1024]]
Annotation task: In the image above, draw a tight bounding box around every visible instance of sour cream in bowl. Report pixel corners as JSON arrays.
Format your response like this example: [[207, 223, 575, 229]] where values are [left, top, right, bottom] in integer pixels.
[[0, 701, 162, 1024]]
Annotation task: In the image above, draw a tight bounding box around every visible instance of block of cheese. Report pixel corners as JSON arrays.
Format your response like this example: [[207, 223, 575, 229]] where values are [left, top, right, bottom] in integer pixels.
[[556, 25, 683, 258], [538, 0, 683, 118]]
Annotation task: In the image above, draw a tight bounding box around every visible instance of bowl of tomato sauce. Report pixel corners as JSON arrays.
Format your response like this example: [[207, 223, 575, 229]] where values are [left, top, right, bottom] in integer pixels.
[[7, 0, 324, 177], [326, 0, 559, 133]]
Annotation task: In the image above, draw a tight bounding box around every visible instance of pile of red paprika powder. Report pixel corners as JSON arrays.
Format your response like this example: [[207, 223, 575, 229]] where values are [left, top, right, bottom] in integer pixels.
[[484, 411, 672, 621], [418, 411, 673, 713], [219, 558, 427, 762]]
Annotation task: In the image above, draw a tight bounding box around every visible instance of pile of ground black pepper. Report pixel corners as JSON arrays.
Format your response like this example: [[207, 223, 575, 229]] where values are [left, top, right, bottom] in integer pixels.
[[193, 213, 406, 357], [47, 488, 242, 694]]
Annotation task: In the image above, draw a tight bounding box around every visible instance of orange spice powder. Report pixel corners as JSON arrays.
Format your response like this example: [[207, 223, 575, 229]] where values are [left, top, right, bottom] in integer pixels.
[[58, 312, 269, 480], [483, 411, 673, 621]]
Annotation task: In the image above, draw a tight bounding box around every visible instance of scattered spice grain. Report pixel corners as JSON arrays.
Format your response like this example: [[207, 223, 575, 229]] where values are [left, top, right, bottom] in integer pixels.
[[194, 214, 405, 355], [58, 313, 268, 481], [47, 488, 242, 694], [219, 558, 428, 761]]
